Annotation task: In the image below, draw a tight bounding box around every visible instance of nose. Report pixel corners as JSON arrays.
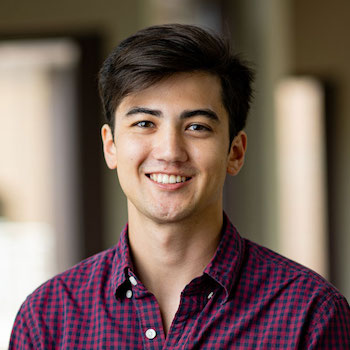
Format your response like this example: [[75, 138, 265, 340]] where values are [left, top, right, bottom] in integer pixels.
[[152, 125, 188, 163]]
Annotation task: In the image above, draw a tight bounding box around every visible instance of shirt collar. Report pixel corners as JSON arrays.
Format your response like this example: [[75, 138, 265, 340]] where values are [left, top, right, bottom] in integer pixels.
[[203, 213, 245, 303], [111, 223, 134, 299], [112, 213, 245, 302]]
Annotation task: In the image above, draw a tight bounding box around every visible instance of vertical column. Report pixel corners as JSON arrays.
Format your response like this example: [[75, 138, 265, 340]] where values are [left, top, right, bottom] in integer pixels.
[[275, 77, 328, 278]]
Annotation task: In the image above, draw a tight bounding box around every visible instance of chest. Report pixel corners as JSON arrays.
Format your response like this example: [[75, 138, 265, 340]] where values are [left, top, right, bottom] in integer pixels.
[[52, 288, 304, 349]]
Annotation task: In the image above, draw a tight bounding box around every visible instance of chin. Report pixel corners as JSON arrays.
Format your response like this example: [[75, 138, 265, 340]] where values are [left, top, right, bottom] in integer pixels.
[[146, 205, 193, 224]]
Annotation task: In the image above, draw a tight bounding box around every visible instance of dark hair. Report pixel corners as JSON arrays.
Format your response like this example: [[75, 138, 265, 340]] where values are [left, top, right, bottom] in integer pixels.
[[98, 23, 254, 145]]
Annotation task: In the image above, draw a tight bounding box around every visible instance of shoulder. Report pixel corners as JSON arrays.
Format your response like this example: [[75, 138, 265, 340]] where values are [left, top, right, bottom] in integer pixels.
[[10, 246, 119, 344], [15, 247, 118, 323], [231, 238, 350, 347], [241, 237, 349, 314], [244, 239, 341, 296], [29, 245, 117, 302]]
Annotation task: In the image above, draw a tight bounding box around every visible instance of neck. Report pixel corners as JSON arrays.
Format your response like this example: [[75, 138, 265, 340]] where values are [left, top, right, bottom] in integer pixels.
[[128, 205, 223, 285], [127, 204, 223, 333]]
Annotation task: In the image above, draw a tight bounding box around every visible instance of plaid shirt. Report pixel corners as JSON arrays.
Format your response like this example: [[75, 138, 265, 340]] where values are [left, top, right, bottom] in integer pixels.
[[10, 215, 350, 349]]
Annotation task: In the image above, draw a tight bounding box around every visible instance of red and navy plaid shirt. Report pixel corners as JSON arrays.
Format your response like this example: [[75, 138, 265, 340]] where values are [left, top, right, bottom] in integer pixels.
[[10, 215, 350, 349]]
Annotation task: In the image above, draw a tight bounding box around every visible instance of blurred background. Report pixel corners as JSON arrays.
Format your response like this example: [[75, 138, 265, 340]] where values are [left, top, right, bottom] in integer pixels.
[[0, 0, 349, 347]]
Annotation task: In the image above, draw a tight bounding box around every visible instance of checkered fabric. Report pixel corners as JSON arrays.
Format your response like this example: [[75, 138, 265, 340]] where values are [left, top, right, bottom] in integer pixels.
[[10, 215, 350, 349]]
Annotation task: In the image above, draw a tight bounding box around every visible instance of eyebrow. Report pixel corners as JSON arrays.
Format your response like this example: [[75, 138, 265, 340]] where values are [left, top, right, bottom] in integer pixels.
[[126, 107, 161, 117], [180, 109, 219, 121], [125, 107, 219, 122]]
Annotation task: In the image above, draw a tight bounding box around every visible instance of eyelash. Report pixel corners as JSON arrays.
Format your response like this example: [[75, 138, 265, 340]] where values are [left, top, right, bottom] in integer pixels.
[[187, 123, 211, 132], [133, 120, 155, 128], [132, 120, 212, 133]]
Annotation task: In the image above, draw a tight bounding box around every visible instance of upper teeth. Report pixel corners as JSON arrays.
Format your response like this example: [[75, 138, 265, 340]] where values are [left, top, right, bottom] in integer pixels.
[[150, 174, 187, 184]]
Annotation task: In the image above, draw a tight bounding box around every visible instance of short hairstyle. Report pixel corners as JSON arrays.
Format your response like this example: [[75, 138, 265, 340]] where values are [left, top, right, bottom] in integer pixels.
[[98, 23, 254, 145]]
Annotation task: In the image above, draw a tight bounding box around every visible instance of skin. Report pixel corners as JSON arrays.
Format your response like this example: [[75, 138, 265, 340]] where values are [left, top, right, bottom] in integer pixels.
[[102, 71, 247, 335]]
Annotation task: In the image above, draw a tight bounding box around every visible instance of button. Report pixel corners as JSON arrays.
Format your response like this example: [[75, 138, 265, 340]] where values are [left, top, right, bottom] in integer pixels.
[[126, 290, 133, 298], [129, 276, 138, 286], [208, 291, 214, 299], [145, 328, 157, 339]]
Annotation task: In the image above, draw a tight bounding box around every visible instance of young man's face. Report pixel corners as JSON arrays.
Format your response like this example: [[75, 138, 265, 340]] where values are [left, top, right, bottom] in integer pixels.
[[102, 72, 246, 224]]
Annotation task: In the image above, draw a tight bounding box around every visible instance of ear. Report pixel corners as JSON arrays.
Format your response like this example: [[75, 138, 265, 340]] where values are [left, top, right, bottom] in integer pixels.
[[227, 131, 247, 176], [101, 124, 118, 169]]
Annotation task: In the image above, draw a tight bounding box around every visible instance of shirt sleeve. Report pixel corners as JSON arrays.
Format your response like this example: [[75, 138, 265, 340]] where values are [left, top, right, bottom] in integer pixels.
[[304, 293, 350, 349], [8, 301, 38, 350]]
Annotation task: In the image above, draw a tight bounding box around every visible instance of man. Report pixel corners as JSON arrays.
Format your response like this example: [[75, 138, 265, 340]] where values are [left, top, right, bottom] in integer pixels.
[[10, 24, 350, 349]]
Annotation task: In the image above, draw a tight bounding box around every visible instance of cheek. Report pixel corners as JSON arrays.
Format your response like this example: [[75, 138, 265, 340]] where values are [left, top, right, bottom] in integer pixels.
[[192, 142, 228, 175], [115, 137, 145, 192], [115, 134, 149, 169]]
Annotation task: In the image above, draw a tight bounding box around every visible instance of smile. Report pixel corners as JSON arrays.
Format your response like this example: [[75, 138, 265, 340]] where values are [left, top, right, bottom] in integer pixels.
[[147, 173, 191, 184]]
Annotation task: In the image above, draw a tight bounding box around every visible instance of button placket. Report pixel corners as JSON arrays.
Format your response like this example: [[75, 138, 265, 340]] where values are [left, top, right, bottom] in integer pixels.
[[127, 275, 165, 349]]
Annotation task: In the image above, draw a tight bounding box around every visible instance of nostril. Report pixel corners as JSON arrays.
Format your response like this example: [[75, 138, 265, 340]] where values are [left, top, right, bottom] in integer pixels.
[[153, 138, 188, 163]]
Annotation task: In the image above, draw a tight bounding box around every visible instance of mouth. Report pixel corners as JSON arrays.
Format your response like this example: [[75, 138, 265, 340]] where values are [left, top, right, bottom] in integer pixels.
[[146, 173, 192, 184]]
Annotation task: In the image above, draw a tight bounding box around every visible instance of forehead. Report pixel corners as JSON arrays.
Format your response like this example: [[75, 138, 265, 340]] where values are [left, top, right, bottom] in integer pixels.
[[115, 72, 227, 118]]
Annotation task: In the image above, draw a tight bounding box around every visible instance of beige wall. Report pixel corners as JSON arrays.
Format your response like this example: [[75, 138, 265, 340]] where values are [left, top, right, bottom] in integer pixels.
[[293, 0, 350, 299]]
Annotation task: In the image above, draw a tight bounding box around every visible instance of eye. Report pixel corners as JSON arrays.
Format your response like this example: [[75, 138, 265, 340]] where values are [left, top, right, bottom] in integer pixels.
[[187, 123, 211, 132], [133, 120, 155, 128]]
